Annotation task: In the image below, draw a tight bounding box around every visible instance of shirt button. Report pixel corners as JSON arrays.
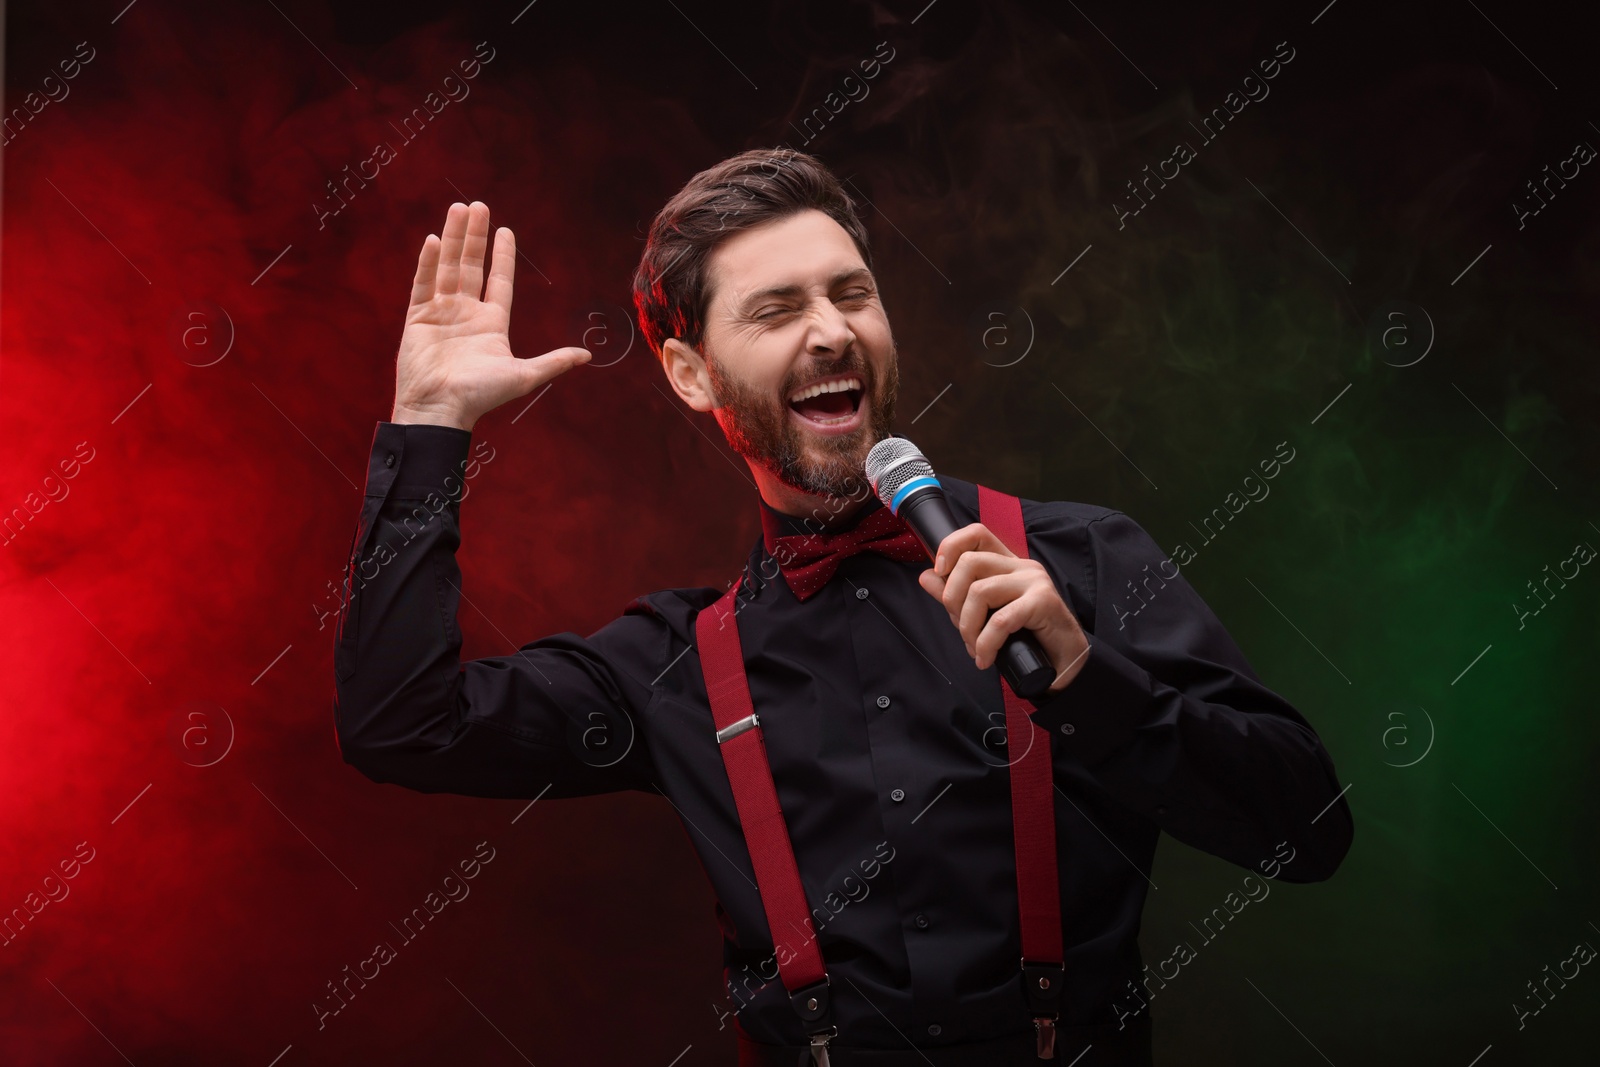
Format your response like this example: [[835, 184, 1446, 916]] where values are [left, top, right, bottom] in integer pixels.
[[1059, 722, 1075, 735], [890, 788, 905, 802], [914, 913, 930, 930], [384, 453, 396, 468], [876, 695, 891, 709], [927, 1024, 942, 1036], [856, 587, 869, 600]]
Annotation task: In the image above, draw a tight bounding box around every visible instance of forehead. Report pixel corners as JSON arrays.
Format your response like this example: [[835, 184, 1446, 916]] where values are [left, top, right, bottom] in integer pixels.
[[705, 209, 865, 309]]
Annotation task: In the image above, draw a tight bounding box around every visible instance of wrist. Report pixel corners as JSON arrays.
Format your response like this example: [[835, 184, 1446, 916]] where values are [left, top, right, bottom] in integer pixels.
[[1046, 637, 1092, 692], [390, 402, 475, 432]]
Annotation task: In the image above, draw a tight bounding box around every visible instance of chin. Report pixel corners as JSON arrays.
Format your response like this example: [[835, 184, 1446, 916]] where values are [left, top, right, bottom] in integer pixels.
[[779, 444, 872, 500]]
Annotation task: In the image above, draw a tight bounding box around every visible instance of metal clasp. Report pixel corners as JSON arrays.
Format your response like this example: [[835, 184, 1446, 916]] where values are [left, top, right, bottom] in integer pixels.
[[715, 713, 759, 743], [808, 1024, 838, 1067], [1021, 957, 1065, 1060], [1033, 1014, 1058, 1059]]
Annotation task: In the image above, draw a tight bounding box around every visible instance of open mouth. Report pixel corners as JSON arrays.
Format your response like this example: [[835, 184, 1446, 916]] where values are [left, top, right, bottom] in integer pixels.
[[786, 375, 865, 427]]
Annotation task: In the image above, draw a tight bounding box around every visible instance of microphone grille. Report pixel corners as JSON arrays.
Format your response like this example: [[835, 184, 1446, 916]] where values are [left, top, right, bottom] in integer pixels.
[[866, 436, 936, 510]]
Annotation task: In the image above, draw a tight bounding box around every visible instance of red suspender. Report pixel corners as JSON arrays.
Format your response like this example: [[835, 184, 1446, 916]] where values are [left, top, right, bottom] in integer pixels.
[[978, 485, 1066, 1057], [695, 487, 1064, 1062]]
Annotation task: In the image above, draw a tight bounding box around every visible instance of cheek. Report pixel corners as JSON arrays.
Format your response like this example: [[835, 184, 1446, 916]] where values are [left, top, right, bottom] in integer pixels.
[[856, 314, 894, 378], [708, 331, 779, 397], [856, 309, 894, 352], [747, 333, 808, 396]]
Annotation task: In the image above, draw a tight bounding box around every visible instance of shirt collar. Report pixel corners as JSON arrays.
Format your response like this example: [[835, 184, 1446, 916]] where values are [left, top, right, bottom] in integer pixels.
[[758, 491, 887, 556]]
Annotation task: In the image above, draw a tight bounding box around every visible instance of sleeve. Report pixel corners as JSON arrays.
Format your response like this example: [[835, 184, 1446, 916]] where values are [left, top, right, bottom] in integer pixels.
[[1022, 508, 1354, 882], [331, 421, 664, 801]]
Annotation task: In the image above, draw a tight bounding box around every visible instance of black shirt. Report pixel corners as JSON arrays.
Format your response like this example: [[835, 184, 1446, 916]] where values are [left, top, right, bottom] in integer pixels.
[[332, 421, 1353, 1052]]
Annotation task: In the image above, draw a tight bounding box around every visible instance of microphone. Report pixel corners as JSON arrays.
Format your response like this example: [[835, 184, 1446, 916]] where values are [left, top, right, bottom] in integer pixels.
[[865, 436, 1056, 699]]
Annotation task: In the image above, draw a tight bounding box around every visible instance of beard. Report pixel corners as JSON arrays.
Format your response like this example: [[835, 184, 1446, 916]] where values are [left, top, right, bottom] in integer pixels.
[[704, 341, 899, 500]]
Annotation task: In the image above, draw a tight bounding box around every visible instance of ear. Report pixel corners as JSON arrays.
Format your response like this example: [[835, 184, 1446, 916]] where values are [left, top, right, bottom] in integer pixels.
[[661, 337, 716, 412]]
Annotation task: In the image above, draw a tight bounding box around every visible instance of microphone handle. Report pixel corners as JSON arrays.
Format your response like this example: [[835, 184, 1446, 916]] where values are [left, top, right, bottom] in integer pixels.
[[898, 491, 1057, 700]]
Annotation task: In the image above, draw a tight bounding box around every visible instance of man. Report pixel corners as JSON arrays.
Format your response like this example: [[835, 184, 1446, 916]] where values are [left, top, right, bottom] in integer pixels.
[[333, 147, 1353, 1066]]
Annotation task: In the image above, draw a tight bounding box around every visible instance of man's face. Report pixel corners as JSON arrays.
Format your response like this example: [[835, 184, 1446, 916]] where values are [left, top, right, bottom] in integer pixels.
[[696, 209, 898, 499]]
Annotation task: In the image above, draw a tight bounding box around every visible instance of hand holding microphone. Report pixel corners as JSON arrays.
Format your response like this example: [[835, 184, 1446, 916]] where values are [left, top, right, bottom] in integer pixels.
[[866, 437, 1091, 700]]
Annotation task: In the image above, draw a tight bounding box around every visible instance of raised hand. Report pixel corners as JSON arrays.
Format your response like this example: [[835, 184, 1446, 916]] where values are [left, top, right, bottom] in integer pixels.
[[391, 201, 590, 431]]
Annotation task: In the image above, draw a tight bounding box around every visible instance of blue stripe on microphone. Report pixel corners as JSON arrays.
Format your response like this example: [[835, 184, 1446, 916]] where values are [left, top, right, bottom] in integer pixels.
[[890, 476, 940, 514]]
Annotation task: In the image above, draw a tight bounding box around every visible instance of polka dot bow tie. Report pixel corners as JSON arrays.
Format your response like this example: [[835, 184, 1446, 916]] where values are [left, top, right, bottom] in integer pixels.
[[768, 506, 928, 602]]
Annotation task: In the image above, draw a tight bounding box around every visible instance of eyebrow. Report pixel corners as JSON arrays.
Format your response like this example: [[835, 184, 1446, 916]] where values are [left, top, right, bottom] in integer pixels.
[[734, 267, 875, 314]]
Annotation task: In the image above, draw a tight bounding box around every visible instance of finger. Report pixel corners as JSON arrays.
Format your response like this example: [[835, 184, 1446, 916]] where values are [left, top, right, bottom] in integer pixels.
[[973, 589, 1046, 669], [436, 202, 468, 294], [409, 233, 440, 307], [957, 571, 1034, 656], [516, 346, 593, 393], [940, 549, 1018, 621], [484, 226, 516, 313], [459, 202, 490, 300], [933, 524, 987, 575], [934, 523, 1013, 576]]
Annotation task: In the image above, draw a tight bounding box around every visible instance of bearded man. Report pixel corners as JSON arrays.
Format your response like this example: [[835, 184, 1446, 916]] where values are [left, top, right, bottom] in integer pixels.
[[332, 147, 1353, 1066]]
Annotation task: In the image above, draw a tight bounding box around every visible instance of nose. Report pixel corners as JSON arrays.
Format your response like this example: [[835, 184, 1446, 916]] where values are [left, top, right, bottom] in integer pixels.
[[805, 296, 856, 358]]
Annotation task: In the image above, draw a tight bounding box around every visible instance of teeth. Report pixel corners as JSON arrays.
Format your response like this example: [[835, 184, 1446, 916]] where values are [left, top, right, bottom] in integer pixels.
[[787, 376, 862, 404]]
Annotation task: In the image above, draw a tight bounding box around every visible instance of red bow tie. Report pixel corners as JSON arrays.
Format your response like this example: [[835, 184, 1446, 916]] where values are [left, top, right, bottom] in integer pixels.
[[768, 506, 927, 601]]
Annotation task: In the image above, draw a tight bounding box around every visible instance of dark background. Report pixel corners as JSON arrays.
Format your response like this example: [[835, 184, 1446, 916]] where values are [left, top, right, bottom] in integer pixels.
[[2, 0, 1596, 1063]]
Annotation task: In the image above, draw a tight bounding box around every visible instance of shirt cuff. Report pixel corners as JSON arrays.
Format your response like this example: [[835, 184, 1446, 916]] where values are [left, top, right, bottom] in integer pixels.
[[1023, 631, 1154, 766], [366, 421, 474, 501]]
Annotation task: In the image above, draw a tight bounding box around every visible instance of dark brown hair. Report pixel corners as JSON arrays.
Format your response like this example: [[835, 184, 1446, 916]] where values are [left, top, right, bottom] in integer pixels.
[[631, 147, 873, 361]]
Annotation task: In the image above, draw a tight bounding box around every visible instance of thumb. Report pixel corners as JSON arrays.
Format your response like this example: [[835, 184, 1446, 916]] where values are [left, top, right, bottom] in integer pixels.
[[518, 346, 592, 393]]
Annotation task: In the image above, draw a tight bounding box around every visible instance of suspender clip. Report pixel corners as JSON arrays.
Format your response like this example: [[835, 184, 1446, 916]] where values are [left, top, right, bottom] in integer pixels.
[[789, 974, 832, 1025], [1033, 1014, 1058, 1059], [1021, 957, 1065, 1058], [1020, 958, 1065, 1015], [807, 1026, 838, 1067], [790, 976, 836, 1066]]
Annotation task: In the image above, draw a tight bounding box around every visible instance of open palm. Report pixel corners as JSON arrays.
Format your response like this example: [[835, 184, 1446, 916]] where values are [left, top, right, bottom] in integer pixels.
[[392, 201, 589, 431]]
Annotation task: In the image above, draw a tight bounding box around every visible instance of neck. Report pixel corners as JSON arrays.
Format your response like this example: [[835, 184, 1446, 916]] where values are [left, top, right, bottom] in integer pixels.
[[752, 462, 874, 531]]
